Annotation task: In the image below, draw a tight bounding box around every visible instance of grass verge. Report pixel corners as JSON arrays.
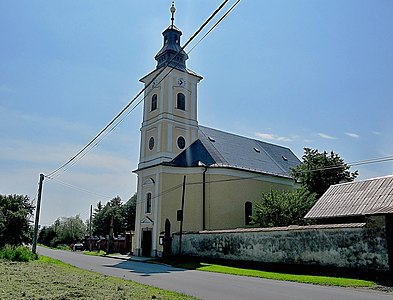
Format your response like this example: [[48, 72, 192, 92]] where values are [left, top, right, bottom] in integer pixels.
[[0, 245, 37, 262], [164, 259, 376, 288], [0, 256, 197, 300], [83, 250, 107, 256]]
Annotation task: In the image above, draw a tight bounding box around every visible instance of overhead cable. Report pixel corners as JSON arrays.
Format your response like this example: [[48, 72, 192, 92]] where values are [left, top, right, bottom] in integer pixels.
[[46, 0, 233, 179]]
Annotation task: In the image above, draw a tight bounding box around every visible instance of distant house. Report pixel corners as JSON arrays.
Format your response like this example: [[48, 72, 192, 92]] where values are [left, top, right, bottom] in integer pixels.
[[305, 175, 393, 225]]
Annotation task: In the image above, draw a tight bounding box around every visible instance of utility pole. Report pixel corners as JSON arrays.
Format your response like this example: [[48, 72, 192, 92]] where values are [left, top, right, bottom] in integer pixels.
[[178, 175, 186, 255], [89, 204, 93, 251], [32, 173, 44, 254]]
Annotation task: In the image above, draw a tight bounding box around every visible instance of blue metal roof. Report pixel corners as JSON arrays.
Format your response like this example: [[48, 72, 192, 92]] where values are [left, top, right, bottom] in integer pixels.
[[169, 126, 300, 178]]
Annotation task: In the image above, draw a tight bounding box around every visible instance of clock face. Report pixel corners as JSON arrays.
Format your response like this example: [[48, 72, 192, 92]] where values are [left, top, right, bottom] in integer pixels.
[[177, 78, 185, 87]]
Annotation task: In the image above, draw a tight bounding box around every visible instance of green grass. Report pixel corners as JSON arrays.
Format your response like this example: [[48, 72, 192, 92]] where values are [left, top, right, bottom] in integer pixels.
[[167, 260, 376, 288], [0, 255, 197, 300], [83, 250, 107, 256], [0, 245, 37, 262]]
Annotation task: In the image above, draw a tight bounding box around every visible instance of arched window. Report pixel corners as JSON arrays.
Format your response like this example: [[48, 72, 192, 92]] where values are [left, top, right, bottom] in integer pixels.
[[148, 137, 154, 151], [151, 94, 157, 111], [245, 201, 252, 225], [146, 193, 152, 214], [177, 93, 185, 110]]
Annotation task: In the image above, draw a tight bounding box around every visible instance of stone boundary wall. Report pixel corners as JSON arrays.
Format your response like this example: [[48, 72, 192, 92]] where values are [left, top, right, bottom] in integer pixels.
[[172, 224, 389, 271]]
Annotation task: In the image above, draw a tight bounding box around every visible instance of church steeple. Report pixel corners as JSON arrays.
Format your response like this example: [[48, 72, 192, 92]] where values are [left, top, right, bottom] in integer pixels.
[[155, 1, 188, 71]]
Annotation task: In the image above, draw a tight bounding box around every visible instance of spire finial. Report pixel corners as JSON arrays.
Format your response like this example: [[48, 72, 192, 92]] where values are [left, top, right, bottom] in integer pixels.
[[170, 1, 176, 26]]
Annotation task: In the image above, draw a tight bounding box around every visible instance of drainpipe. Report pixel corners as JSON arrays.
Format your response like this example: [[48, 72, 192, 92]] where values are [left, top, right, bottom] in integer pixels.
[[202, 166, 208, 230]]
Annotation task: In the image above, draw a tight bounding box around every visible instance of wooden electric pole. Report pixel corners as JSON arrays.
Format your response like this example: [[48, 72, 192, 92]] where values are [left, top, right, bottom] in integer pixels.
[[32, 173, 44, 254]]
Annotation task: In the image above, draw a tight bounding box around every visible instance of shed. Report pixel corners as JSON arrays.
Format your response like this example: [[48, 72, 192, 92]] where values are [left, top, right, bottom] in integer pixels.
[[305, 175, 393, 224]]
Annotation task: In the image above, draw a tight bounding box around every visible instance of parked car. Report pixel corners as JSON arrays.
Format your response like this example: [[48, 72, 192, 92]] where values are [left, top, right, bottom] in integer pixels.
[[73, 243, 84, 251]]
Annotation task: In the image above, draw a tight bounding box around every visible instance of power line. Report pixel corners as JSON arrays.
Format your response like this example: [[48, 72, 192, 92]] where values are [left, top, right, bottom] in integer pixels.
[[46, 151, 393, 209], [350, 155, 393, 167], [41, 0, 393, 205], [44, 175, 113, 200], [46, 0, 233, 179], [38, 1, 242, 210], [298, 154, 393, 174], [187, 0, 241, 55]]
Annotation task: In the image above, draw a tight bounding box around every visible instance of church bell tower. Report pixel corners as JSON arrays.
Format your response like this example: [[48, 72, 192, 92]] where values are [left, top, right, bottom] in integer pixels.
[[134, 2, 203, 257], [138, 2, 203, 170]]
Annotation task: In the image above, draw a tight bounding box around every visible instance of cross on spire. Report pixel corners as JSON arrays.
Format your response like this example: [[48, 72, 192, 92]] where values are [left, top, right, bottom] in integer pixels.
[[154, 0, 188, 71], [170, 1, 176, 26]]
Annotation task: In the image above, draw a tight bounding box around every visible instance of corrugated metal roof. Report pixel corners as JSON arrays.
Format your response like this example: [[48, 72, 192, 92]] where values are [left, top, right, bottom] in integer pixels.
[[365, 206, 393, 215], [305, 175, 393, 219]]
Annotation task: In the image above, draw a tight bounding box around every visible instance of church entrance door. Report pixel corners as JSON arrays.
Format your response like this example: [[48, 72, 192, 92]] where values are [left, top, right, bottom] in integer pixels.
[[142, 230, 152, 257]]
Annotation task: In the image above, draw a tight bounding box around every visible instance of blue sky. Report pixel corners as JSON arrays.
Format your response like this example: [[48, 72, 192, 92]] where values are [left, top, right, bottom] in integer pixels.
[[1, 1, 392, 226]]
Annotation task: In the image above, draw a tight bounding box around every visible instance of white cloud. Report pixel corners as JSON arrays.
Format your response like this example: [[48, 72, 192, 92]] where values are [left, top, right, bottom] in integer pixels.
[[0, 163, 137, 226], [0, 138, 138, 226], [255, 132, 295, 142], [317, 133, 336, 140], [0, 138, 137, 174], [0, 105, 92, 136], [345, 132, 360, 139]]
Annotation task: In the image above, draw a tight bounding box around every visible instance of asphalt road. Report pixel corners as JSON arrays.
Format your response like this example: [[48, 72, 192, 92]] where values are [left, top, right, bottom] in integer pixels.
[[37, 246, 392, 300]]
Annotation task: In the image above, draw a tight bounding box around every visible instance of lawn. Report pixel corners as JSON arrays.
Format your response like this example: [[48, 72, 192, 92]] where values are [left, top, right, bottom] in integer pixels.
[[83, 250, 377, 288], [166, 259, 377, 288], [0, 256, 197, 300]]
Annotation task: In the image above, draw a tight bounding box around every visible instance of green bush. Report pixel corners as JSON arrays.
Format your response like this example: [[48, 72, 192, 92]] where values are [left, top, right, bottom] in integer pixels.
[[56, 244, 70, 251], [0, 245, 38, 262]]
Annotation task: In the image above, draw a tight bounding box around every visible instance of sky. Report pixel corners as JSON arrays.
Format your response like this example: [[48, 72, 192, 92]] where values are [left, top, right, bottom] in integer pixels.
[[1, 0, 392, 226]]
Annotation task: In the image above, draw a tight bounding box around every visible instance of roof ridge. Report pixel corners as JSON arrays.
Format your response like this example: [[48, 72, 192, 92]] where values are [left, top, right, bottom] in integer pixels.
[[330, 174, 393, 188], [198, 125, 292, 151]]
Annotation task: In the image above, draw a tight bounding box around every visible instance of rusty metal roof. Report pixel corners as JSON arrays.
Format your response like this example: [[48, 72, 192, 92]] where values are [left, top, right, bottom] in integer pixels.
[[305, 175, 393, 219]]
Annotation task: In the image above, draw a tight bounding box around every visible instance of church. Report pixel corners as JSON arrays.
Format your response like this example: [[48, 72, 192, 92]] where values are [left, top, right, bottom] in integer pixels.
[[133, 4, 300, 257]]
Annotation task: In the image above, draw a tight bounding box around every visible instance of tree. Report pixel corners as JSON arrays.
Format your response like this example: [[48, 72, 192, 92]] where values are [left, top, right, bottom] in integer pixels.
[[252, 188, 317, 228], [56, 215, 86, 244], [92, 194, 137, 237], [291, 148, 358, 198], [123, 194, 136, 231], [38, 215, 86, 246], [0, 194, 34, 248], [92, 196, 125, 237], [38, 226, 57, 247]]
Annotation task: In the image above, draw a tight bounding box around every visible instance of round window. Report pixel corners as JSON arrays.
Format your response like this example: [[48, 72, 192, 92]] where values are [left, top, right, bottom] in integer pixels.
[[177, 136, 186, 149], [148, 137, 155, 150]]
